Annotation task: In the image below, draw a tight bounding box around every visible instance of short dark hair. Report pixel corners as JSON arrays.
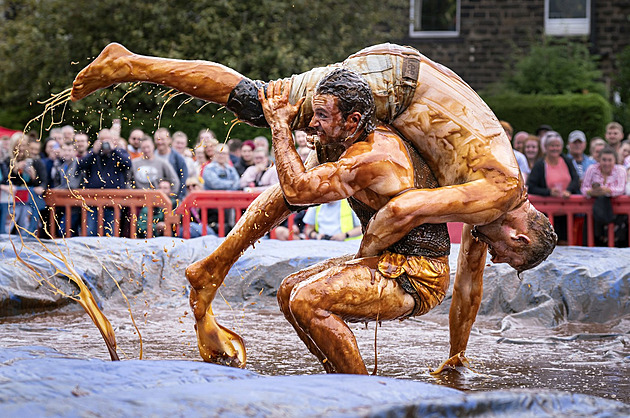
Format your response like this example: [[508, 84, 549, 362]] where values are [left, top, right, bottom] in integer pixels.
[[535, 124, 553, 136], [227, 138, 242, 152], [517, 209, 557, 273], [315, 68, 376, 134]]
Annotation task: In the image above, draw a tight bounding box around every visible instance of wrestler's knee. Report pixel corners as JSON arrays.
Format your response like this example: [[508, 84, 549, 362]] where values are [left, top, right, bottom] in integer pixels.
[[288, 285, 324, 327], [185, 262, 204, 289]]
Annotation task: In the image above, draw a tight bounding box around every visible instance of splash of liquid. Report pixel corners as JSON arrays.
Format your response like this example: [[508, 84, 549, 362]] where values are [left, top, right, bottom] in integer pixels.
[[4, 87, 145, 361], [10, 82, 253, 364], [10, 230, 119, 360], [224, 118, 241, 144], [156, 89, 182, 129]]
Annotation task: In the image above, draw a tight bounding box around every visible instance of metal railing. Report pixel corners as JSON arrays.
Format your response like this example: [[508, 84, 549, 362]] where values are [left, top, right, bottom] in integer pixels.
[[175, 190, 295, 239], [529, 195, 630, 247]]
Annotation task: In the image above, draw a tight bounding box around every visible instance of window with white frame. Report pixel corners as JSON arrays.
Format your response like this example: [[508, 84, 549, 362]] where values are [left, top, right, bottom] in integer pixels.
[[545, 0, 590, 36], [409, 0, 460, 38]]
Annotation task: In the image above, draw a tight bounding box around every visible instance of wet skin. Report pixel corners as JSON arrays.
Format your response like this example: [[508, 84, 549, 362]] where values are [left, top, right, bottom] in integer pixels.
[[260, 81, 427, 373], [70, 43, 551, 370]]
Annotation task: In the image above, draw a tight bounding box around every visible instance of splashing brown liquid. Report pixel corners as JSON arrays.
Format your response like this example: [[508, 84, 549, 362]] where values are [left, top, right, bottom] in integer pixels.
[[10, 234, 120, 360], [5, 87, 148, 361]]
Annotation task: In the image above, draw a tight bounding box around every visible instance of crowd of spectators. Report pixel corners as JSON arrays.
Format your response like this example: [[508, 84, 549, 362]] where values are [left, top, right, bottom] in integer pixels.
[[2, 119, 630, 246], [0, 122, 309, 237], [503, 120, 630, 247]]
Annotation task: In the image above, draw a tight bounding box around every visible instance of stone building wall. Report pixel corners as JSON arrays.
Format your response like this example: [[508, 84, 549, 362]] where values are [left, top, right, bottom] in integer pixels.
[[401, 0, 630, 93]]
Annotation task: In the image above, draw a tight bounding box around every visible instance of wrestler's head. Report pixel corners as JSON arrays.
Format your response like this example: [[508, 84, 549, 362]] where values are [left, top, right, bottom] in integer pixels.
[[472, 201, 557, 273], [309, 68, 375, 146]]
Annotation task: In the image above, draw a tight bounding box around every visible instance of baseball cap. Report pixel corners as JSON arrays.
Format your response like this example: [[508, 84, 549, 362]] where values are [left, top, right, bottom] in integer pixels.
[[568, 130, 586, 143], [535, 124, 553, 136]]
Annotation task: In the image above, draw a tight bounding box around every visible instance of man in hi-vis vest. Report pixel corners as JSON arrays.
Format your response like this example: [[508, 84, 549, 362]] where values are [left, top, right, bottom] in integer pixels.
[[303, 199, 362, 241]]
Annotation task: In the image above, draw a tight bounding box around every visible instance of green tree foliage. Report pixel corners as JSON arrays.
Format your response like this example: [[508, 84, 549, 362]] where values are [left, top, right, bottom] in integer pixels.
[[505, 38, 606, 97], [0, 0, 407, 141], [482, 38, 610, 139], [617, 46, 630, 104]]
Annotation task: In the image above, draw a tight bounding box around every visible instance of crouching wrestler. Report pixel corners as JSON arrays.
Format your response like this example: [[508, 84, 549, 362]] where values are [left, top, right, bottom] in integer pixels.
[[260, 69, 453, 374]]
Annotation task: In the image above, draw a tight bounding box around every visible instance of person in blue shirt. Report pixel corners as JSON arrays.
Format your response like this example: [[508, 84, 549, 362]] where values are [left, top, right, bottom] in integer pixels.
[[202, 143, 240, 234], [154, 128, 188, 200], [202, 144, 240, 191], [566, 130, 596, 184]]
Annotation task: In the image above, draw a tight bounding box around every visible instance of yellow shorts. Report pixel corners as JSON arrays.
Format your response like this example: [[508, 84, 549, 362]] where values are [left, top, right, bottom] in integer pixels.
[[377, 251, 450, 317]]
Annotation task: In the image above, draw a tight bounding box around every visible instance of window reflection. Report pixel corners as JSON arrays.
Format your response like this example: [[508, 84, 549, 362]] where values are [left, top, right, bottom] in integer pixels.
[[549, 0, 587, 19], [410, 0, 460, 38]]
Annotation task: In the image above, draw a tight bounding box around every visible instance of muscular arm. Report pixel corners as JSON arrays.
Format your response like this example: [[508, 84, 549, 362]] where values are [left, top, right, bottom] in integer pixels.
[[272, 138, 390, 205], [448, 224, 486, 357], [430, 224, 486, 374], [359, 177, 521, 257], [259, 80, 397, 206]]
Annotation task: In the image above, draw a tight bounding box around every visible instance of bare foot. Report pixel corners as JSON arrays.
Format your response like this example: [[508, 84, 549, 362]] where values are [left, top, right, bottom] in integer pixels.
[[71, 43, 135, 101], [186, 257, 246, 365], [195, 304, 246, 367], [430, 352, 472, 375]]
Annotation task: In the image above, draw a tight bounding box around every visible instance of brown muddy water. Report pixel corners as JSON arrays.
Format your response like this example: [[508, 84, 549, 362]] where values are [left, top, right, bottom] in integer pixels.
[[1, 299, 628, 404]]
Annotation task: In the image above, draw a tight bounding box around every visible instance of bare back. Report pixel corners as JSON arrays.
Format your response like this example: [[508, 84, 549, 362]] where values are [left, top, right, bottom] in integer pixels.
[[393, 60, 521, 191]]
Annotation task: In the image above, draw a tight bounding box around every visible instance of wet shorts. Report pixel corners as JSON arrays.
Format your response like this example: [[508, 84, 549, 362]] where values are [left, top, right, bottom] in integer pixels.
[[377, 251, 450, 318]]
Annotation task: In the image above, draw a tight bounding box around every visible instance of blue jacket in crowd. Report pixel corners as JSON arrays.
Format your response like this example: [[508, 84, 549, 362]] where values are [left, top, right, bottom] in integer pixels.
[[202, 161, 240, 190]]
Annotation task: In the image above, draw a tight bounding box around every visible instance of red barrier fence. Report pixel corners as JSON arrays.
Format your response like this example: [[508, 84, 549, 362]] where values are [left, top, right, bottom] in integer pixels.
[[175, 190, 295, 239], [44, 189, 178, 238], [529, 195, 630, 247], [43, 189, 630, 246]]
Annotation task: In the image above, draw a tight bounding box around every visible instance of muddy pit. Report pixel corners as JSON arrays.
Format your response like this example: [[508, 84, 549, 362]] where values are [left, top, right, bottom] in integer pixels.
[[0, 236, 628, 408], [1, 302, 627, 404]]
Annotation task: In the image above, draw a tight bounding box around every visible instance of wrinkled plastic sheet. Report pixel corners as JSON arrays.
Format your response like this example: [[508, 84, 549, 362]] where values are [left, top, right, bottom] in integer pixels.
[[1, 237, 629, 415], [1, 235, 628, 328], [0, 346, 627, 417]]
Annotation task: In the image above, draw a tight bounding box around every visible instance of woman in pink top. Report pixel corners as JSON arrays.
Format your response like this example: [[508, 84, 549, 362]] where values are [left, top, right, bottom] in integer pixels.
[[526, 131, 580, 244], [527, 131, 580, 197], [581, 146, 627, 197], [581, 146, 628, 247]]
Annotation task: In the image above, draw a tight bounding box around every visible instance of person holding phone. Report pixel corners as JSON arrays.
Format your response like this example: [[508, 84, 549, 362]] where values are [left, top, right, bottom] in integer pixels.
[[582, 146, 627, 246]]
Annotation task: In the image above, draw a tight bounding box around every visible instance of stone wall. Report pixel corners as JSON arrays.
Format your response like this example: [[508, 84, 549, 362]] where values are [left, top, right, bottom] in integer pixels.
[[402, 0, 630, 92]]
